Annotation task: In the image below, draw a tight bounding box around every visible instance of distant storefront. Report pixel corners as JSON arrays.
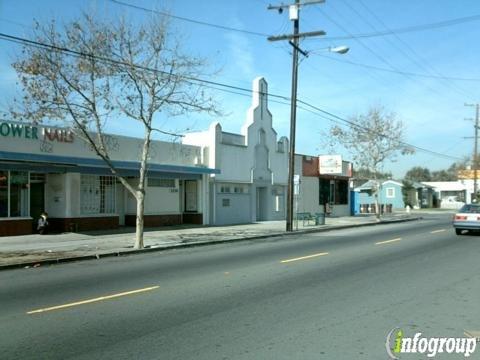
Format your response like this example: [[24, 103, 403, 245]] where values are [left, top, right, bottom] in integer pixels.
[[423, 181, 469, 209], [0, 120, 218, 236], [295, 154, 353, 217]]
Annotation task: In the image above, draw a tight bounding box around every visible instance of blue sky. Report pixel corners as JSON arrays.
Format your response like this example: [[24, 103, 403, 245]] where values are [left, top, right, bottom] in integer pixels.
[[1, 0, 479, 177]]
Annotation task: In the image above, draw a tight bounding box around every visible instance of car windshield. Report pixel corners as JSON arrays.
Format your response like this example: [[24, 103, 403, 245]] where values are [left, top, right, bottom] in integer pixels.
[[459, 204, 480, 213]]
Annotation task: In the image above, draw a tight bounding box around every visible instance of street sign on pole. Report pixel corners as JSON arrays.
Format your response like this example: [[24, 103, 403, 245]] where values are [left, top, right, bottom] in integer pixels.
[[293, 174, 300, 195]]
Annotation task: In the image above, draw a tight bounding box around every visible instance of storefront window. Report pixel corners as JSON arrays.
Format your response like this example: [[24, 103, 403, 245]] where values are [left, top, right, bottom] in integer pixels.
[[10, 171, 29, 217], [319, 178, 348, 205], [335, 180, 349, 205], [0, 171, 29, 217], [319, 178, 330, 205], [0, 171, 8, 217]]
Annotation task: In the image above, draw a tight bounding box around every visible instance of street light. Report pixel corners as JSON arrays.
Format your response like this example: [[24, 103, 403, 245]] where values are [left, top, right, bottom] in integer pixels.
[[308, 46, 350, 56], [329, 45, 349, 54]]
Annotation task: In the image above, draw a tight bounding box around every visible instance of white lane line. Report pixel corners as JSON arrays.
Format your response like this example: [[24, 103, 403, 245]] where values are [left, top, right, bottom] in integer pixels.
[[281, 252, 329, 264], [430, 229, 446, 234], [27, 286, 160, 315], [375, 238, 402, 246]]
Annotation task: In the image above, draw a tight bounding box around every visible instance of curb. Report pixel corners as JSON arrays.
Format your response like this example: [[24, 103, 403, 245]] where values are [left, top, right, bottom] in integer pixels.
[[0, 216, 422, 271]]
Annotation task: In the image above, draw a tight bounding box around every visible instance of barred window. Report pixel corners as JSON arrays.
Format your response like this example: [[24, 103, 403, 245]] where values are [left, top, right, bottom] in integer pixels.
[[80, 175, 116, 214], [148, 178, 175, 188]]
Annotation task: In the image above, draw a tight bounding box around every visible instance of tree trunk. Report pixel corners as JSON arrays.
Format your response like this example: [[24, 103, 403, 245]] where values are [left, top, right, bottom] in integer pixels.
[[374, 179, 381, 221], [374, 191, 381, 221], [134, 191, 145, 249], [133, 124, 152, 250]]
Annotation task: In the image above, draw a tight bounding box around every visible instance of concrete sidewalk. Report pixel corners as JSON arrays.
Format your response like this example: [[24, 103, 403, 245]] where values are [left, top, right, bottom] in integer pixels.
[[0, 213, 422, 269]]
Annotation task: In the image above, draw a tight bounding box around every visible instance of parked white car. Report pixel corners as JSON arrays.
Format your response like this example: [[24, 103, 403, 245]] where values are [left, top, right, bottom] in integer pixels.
[[453, 204, 480, 235], [441, 196, 465, 210]]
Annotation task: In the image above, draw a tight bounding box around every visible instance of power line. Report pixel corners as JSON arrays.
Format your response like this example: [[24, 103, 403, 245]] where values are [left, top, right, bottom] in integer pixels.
[[422, 138, 467, 165], [296, 99, 465, 161], [7, 5, 476, 87], [0, 17, 29, 29], [318, 13, 480, 41], [204, 81, 459, 161], [350, 0, 476, 101], [107, 0, 269, 38], [317, 6, 452, 102], [0, 31, 291, 101], [107, 0, 480, 42], [313, 53, 480, 82], [0, 30, 463, 162]]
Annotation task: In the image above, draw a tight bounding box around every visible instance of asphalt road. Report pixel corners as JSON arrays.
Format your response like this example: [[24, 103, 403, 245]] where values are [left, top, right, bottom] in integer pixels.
[[1, 213, 479, 359]]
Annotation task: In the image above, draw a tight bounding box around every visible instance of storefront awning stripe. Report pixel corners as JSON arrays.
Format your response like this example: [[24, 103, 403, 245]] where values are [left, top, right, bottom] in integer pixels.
[[0, 151, 220, 175]]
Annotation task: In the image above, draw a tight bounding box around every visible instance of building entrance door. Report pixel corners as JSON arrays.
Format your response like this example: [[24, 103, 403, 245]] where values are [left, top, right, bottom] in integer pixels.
[[184, 180, 198, 212], [256, 187, 267, 221], [30, 182, 45, 229]]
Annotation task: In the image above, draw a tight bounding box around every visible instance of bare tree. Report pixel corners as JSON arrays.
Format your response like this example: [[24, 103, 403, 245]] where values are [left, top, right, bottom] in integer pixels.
[[326, 106, 413, 219], [9, 14, 219, 248]]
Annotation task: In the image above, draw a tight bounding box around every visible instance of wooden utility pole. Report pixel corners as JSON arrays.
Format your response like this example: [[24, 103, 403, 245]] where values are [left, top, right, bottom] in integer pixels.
[[475, 104, 479, 200], [267, 0, 326, 232], [465, 103, 479, 201]]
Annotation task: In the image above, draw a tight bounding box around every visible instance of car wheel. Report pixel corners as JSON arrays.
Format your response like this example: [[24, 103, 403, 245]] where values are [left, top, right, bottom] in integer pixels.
[[455, 228, 463, 235]]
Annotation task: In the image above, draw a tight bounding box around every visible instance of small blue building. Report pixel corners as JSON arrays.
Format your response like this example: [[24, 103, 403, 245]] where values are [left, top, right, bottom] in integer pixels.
[[354, 180, 405, 214]]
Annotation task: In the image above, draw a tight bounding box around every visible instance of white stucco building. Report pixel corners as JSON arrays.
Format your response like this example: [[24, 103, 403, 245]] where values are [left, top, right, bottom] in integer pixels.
[[183, 77, 289, 225], [0, 120, 218, 236], [423, 181, 470, 209]]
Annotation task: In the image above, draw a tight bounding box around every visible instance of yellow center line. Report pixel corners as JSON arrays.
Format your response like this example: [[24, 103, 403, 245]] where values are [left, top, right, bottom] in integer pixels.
[[281, 252, 329, 264], [430, 229, 446, 234], [27, 285, 159, 315], [375, 238, 402, 246]]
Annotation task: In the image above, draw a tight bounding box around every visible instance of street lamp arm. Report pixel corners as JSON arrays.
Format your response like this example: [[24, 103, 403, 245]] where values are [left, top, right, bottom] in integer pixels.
[[288, 40, 309, 57]]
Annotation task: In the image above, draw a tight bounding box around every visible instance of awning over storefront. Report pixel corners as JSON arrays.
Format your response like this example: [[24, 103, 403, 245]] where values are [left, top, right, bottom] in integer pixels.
[[0, 150, 220, 179]]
